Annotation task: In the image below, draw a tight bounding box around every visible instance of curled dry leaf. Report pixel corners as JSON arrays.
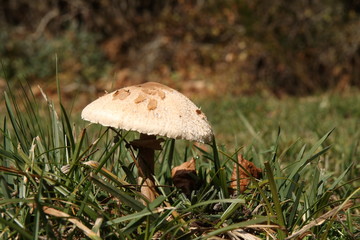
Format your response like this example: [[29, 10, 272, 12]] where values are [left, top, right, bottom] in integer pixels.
[[171, 158, 198, 196], [230, 154, 262, 194]]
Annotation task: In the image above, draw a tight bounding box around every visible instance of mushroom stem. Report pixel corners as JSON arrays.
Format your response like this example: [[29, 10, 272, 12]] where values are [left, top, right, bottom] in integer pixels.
[[137, 133, 157, 202]]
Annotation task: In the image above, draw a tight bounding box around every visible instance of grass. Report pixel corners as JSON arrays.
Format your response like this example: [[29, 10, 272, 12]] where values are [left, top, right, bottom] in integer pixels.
[[202, 93, 360, 181], [0, 80, 359, 239]]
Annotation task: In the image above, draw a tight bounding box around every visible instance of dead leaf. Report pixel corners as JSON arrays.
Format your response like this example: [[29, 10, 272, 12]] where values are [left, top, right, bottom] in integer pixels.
[[285, 201, 353, 240], [230, 154, 262, 194], [228, 229, 262, 240], [41, 206, 101, 240], [139, 177, 157, 203], [172, 158, 198, 195]]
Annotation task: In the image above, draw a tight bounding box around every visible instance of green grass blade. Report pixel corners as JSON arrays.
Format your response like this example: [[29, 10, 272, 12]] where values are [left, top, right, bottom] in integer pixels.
[[4, 92, 28, 151], [308, 166, 320, 207], [183, 198, 245, 213], [0, 216, 33, 240], [82, 160, 131, 187], [33, 176, 45, 240], [303, 129, 333, 160], [198, 216, 272, 239], [287, 181, 304, 230], [95, 132, 125, 173], [288, 129, 333, 182], [109, 196, 165, 226], [60, 103, 75, 151], [329, 163, 353, 190], [89, 173, 144, 211], [237, 110, 264, 145], [320, 187, 360, 240], [211, 137, 229, 198], [55, 54, 61, 104], [67, 129, 86, 177], [159, 139, 175, 182], [216, 198, 243, 227], [264, 161, 287, 239]]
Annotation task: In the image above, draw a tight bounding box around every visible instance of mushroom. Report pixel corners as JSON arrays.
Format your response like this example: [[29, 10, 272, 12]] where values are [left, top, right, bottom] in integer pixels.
[[81, 82, 213, 202]]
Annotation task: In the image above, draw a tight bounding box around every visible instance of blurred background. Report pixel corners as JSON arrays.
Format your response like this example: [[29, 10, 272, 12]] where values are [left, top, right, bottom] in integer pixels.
[[1, 0, 360, 101]]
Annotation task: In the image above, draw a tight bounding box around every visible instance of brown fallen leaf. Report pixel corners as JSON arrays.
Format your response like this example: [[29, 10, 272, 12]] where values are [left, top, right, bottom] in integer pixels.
[[230, 154, 262, 194], [228, 229, 262, 240], [172, 158, 198, 196], [39, 205, 101, 240], [139, 177, 157, 203]]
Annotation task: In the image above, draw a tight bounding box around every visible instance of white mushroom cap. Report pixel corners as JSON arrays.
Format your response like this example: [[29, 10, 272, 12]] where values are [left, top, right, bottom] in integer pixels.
[[81, 82, 213, 143]]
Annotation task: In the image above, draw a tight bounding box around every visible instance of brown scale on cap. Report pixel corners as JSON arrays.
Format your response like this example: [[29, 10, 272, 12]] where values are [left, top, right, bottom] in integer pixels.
[[147, 99, 158, 110], [196, 109, 206, 119], [134, 84, 166, 109], [141, 88, 156, 96], [141, 88, 166, 100], [134, 94, 147, 104], [112, 89, 131, 100], [138, 82, 167, 100], [156, 90, 166, 99]]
